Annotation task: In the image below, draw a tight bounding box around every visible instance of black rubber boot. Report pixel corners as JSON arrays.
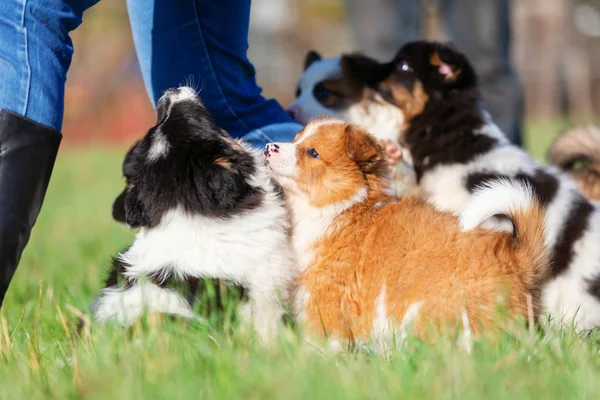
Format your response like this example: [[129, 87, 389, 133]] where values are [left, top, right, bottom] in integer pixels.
[[0, 110, 62, 306]]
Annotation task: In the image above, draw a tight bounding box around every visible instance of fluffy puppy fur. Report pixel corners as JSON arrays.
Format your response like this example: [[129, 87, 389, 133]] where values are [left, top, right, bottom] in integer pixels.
[[289, 50, 416, 197], [550, 125, 600, 202], [265, 119, 549, 350], [92, 87, 296, 342], [337, 40, 600, 331]]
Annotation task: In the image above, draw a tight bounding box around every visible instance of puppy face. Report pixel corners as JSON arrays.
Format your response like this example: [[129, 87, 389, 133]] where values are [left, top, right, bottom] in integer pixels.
[[288, 50, 396, 125], [113, 86, 264, 228], [265, 119, 387, 207]]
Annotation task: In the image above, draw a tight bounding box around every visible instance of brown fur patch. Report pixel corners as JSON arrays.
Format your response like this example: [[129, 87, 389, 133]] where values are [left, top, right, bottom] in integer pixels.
[[317, 78, 364, 109], [287, 121, 549, 346], [214, 157, 231, 168], [381, 80, 428, 128]]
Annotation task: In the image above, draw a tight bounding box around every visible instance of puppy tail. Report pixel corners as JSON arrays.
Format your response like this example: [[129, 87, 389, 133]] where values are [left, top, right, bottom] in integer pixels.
[[459, 179, 549, 291], [549, 125, 600, 199]]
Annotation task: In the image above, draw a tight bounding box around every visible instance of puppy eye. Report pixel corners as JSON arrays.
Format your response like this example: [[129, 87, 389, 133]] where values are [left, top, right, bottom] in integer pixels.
[[295, 86, 302, 98], [314, 88, 333, 100], [306, 148, 320, 159], [399, 62, 412, 72]]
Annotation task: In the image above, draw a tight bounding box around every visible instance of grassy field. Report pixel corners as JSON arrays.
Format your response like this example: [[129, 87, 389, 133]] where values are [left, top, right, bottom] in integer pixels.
[[2, 124, 600, 399]]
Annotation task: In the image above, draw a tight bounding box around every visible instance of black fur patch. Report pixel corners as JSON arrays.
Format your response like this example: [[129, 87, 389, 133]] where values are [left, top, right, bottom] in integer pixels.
[[116, 89, 265, 228], [341, 53, 396, 88], [465, 169, 559, 206], [147, 264, 176, 288], [112, 188, 127, 224], [397, 85, 494, 180], [587, 275, 600, 303], [304, 50, 322, 70], [103, 255, 133, 289], [552, 195, 594, 276]]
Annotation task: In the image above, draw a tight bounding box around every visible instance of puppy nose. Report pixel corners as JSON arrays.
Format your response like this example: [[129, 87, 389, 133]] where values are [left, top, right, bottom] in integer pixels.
[[287, 104, 300, 120], [265, 143, 280, 158]]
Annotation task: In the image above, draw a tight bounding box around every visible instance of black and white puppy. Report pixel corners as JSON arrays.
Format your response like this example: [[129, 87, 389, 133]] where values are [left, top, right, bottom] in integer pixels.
[[92, 87, 296, 342]]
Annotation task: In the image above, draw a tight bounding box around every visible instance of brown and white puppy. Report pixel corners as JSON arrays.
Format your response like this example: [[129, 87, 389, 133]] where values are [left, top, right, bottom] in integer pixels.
[[265, 119, 549, 350], [550, 125, 600, 202]]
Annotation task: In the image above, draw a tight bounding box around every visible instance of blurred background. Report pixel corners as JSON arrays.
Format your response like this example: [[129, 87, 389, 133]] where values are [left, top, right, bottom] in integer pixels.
[[64, 0, 600, 147]]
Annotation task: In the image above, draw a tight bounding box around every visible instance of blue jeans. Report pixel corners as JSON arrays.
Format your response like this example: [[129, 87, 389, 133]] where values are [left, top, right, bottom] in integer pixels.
[[0, 0, 301, 148]]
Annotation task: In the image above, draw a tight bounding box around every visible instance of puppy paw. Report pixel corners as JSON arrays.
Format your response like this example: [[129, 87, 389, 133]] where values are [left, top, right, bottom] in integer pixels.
[[384, 143, 403, 165]]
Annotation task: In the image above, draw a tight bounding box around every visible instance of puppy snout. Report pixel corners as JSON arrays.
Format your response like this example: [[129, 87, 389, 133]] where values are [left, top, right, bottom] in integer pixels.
[[287, 104, 300, 120], [263, 143, 279, 159]]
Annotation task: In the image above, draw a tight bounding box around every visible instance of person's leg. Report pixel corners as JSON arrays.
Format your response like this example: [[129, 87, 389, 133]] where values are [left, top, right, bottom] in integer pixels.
[[440, 0, 524, 145], [126, 0, 300, 146], [0, 0, 98, 305], [344, 0, 421, 61]]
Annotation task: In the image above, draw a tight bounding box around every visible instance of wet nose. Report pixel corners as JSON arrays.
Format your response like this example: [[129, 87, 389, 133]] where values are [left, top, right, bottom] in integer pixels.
[[287, 104, 300, 120], [264, 143, 280, 158]]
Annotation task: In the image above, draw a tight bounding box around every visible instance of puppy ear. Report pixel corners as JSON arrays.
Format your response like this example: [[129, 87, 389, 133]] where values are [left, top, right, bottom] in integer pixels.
[[430, 51, 462, 82], [345, 124, 387, 176], [428, 45, 478, 90], [304, 50, 322, 70], [341, 54, 394, 87], [112, 188, 127, 224]]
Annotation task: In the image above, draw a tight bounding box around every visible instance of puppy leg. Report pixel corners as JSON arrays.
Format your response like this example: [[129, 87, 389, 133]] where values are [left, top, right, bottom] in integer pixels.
[[92, 281, 196, 326], [245, 288, 285, 344], [245, 253, 294, 343]]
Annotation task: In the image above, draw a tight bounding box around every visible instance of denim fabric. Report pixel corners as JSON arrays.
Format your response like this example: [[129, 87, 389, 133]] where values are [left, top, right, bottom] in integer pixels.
[[242, 122, 302, 149], [0, 0, 299, 145], [126, 0, 298, 141], [0, 0, 99, 131]]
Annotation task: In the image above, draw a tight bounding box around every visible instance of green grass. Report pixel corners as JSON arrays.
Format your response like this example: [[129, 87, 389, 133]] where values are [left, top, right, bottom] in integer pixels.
[[2, 125, 600, 399]]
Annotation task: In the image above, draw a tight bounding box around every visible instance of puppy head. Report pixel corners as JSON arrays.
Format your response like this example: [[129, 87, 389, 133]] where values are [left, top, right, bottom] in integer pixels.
[[289, 50, 414, 145], [288, 51, 347, 125], [265, 119, 388, 208], [113, 86, 264, 228], [389, 41, 477, 94], [289, 42, 478, 139]]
